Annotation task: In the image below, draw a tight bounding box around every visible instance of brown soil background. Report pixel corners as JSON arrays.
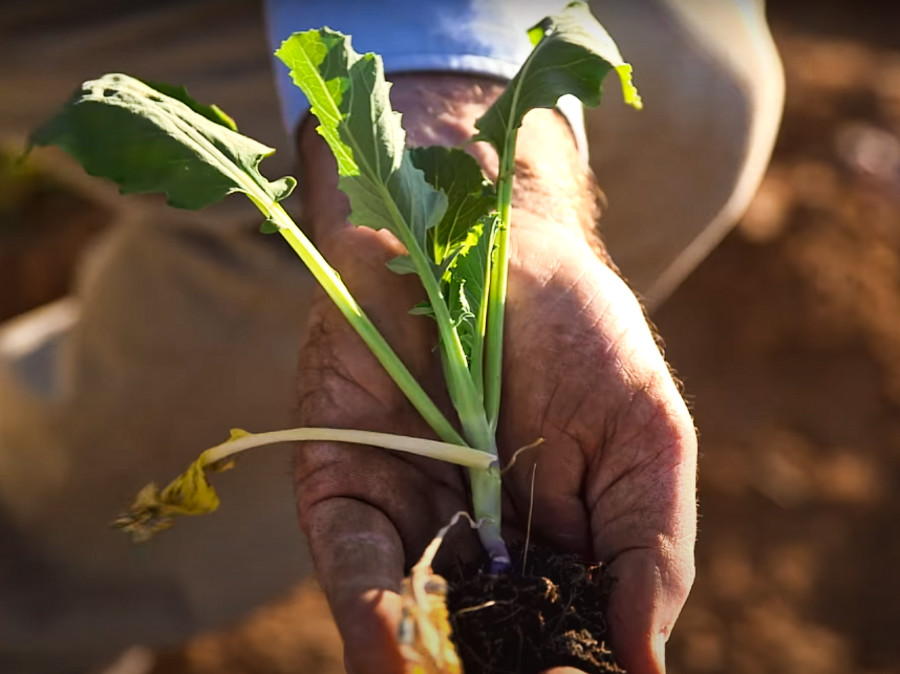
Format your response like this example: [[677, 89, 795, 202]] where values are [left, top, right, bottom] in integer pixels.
[[3, 5, 899, 674]]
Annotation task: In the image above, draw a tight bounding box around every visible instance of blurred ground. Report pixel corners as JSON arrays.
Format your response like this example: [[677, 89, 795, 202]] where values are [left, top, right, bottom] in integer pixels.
[[3, 5, 900, 674], [657, 23, 900, 672]]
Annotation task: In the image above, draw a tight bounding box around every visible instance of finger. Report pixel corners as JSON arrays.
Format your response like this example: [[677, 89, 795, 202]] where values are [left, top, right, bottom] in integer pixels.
[[303, 496, 406, 674], [588, 377, 697, 673], [604, 548, 694, 674]]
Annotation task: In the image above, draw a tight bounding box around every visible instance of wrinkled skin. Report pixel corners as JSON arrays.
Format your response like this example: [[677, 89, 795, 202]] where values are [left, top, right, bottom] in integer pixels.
[[293, 76, 697, 674]]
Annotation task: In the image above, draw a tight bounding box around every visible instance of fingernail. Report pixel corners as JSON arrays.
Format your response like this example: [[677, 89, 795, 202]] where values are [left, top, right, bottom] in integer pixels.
[[652, 633, 667, 672]]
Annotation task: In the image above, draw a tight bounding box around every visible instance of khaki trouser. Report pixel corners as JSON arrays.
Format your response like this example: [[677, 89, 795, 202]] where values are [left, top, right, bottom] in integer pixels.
[[0, 1, 783, 670]]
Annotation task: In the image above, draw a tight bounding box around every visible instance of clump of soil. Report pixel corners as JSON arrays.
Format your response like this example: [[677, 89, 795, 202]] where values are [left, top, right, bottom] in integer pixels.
[[447, 546, 623, 674]]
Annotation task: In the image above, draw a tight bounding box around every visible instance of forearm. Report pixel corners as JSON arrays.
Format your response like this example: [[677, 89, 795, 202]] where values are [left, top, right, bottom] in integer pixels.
[[297, 74, 604, 257]]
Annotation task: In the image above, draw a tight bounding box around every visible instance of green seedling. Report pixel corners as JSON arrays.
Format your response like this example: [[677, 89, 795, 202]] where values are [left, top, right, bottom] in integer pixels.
[[30, 1, 640, 571]]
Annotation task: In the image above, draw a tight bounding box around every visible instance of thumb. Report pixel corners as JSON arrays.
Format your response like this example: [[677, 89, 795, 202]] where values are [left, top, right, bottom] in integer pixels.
[[605, 548, 694, 674], [303, 496, 407, 674]]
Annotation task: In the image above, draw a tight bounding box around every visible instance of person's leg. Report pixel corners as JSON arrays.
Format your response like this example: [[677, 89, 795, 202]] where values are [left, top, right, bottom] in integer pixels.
[[0, 215, 316, 670], [3, 4, 321, 664], [587, 0, 785, 307]]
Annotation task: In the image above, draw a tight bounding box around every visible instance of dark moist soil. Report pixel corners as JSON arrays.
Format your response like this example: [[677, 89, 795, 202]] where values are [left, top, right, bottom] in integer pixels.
[[446, 545, 624, 674]]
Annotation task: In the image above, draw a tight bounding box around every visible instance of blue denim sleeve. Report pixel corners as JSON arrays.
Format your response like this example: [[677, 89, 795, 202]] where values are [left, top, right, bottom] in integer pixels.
[[263, 0, 587, 156]]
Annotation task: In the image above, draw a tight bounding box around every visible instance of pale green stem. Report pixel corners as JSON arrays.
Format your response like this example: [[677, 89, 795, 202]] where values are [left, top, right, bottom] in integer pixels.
[[384, 198, 489, 450], [266, 202, 466, 447], [460, 416, 510, 570], [484, 129, 519, 431], [467, 223, 495, 400], [468, 464, 509, 569], [203, 427, 494, 470]]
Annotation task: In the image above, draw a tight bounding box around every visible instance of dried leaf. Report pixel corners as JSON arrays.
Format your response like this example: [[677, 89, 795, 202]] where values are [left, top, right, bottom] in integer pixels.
[[397, 512, 480, 673], [112, 450, 222, 542]]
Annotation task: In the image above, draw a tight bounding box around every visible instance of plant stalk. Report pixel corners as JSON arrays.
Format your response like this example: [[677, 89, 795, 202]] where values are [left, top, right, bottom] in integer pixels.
[[267, 202, 466, 447], [384, 196, 490, 446], [204, 427, 494, 469], [484, 128, 519, 431], [458, 415, 510, 571]]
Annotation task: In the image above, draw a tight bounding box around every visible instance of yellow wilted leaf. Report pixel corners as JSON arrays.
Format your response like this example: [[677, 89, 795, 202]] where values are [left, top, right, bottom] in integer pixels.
[[112, 452, 222, 542], [157, 453, 221, 513]]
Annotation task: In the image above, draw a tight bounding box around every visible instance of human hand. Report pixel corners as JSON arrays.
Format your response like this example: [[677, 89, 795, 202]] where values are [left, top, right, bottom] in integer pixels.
[[496, 211, 697, 674], [292, 75, 696, 674]]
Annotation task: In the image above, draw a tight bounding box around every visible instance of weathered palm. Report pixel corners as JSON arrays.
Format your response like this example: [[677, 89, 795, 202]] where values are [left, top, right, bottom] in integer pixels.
[[499, 217, 697, 673], [294, 212, 696, 674]]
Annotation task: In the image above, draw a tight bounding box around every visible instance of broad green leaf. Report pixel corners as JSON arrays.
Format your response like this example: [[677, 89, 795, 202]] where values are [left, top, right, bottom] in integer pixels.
[[408, 146, 495, 269], [276, 30, 446, 253], [474, 0, 642, 153], [29, 74, 295, 210]]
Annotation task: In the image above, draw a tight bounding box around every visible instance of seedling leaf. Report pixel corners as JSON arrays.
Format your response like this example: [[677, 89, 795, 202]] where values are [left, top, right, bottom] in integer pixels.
[[29, 74, 295, 210], [408, 146, 495, 270], [474, 0, 642, 153], [275, 30, 446, 253]]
